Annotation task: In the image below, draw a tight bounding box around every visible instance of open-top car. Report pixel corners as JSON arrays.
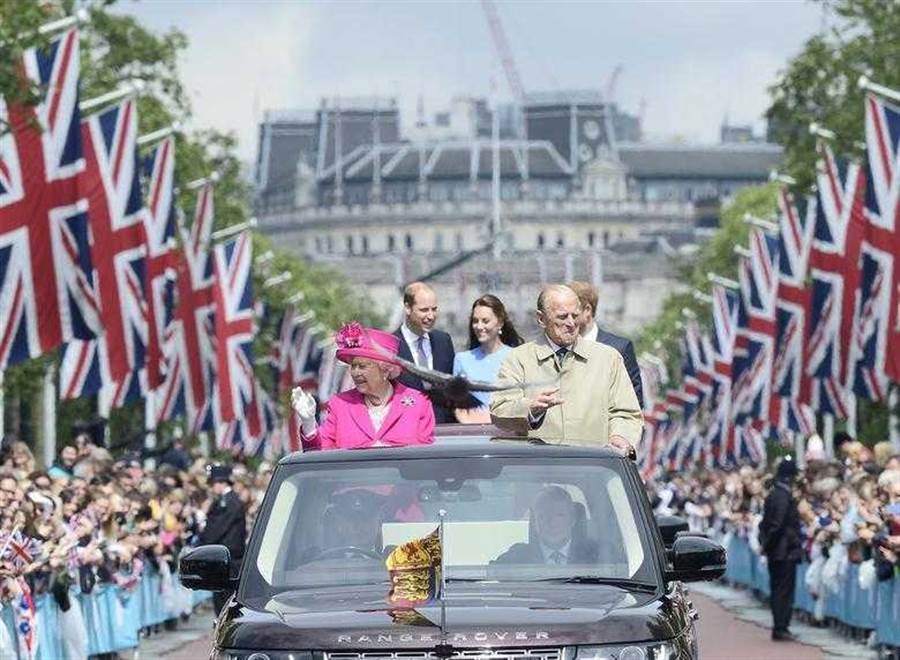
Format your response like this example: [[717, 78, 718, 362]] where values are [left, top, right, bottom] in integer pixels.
[[180, 436, 725, 660]]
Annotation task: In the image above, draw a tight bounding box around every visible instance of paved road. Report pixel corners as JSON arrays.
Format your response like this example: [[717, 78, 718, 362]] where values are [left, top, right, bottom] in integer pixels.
[[692, 592, 823, 659], [151, 591, 836, 660]]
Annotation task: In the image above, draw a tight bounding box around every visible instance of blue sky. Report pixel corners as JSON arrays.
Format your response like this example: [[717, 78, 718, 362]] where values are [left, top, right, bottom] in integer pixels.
[[117, 0, 826, 161]]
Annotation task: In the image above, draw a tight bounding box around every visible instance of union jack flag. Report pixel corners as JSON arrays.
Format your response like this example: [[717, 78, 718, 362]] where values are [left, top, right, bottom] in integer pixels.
[[217, 377, 280, 458], [637, 402, 668, 480], [271, 307, 323, 392], [2, 530, 42, 569], [732, 419, 767, 466], [155, 184, 216, 429], [142, 136, 179, 390], [95, 137, 181, 416], [847, 92, 900, 398], [0, 29, 100, 370], [807, 142, 865, 417], [212, 231, 255, 424], [60, 99, 148, 399], [680, 319, 714, 419], [14, 576, 37, 659], [733, 230, 779, 425], [770, 189, 816, 434], [704, 284, 738, 467]]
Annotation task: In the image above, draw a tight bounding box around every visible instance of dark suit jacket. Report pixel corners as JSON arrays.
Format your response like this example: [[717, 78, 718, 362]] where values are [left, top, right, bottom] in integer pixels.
[[759, 481, 803, 562], [493, 537, 600, 565], [199, 490, 247, 570], [595, 327, 644, 410], [394, 327, 456, 423]]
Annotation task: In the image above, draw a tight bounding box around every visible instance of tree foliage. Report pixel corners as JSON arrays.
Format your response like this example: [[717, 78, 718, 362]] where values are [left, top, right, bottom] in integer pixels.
[[766, 0, 900, 190]]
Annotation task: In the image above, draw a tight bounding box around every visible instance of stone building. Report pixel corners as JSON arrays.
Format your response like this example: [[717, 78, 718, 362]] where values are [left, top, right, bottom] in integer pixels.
[[254, 91, 781, 340]]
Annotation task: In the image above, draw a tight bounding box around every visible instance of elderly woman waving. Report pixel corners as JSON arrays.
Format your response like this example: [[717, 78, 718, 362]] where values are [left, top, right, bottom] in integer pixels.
[[292, 323, 435, 450]]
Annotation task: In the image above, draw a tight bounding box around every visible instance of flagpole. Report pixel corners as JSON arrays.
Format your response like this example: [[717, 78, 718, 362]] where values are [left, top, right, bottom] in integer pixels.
[[858, 75, 900, 105], [823, 414, 835, 459], [145, 389, 157, 470], [438, 508, 448, 646], [742, 213, 779, 233], [79, 80, 145, 114], [41, 363, 57, 469], [137, 123, 181, 148], [846, 395, 858, 438], [0, 369, 4, 440], [211, 218, 257, 242], [890, 385, 900, 450], [707, 273, 739, 290]]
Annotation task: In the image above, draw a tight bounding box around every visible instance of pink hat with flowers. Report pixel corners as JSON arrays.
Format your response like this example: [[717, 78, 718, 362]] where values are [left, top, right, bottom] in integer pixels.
[[335, 322, 401, 366]]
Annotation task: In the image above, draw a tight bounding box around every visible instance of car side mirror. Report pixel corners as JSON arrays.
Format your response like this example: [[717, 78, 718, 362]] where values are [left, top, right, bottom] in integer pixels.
[[179, 545, 233, 591], [656, 515, 689, 549], [665, 536, 727, 583]]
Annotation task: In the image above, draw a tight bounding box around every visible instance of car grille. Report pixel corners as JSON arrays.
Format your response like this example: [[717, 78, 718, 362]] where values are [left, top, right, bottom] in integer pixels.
[[327, 649, 563, 660]]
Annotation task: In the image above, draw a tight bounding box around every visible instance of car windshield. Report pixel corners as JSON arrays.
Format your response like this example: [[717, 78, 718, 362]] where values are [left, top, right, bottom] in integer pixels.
[[240, 455, 657, 600]]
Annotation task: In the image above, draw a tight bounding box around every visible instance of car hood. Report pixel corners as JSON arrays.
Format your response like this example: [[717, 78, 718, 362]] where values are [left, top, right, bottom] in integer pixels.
[[220, 583, 686, 650]]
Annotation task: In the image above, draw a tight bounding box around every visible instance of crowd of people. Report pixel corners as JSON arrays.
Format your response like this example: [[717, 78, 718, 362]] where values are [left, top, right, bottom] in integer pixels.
[[647, 436, 900, 635], [6, 277, 900, 652], [0, 432, 270, 647]]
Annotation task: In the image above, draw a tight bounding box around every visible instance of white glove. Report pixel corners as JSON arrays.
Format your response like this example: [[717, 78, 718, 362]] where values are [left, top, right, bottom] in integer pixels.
[[291, 387, 318, 434]]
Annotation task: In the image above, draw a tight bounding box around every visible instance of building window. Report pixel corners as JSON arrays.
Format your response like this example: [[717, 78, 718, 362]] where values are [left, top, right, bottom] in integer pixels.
[[387, 235, 396, 252], [326, 235, 334, 253], [434, 232, 444, 253], [315, 236, 322, 252], [556, 233, 564, 248], [537, 233, 545, 249], [405, 233, 414, 251], [603, 230, 610, 247], [346, 235, 354, 255], [361, 236, 369, 254], [456, 232, 464, 251], [588, 231, 595, 247]]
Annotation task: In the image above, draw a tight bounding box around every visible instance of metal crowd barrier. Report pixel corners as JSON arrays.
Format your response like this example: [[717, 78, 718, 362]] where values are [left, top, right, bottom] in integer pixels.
[[0, 567, 211, 659], [723, 535, 900, 648]]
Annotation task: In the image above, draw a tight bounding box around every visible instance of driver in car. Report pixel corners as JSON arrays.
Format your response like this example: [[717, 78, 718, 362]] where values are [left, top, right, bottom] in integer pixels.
[[494, 485, 599, 565]]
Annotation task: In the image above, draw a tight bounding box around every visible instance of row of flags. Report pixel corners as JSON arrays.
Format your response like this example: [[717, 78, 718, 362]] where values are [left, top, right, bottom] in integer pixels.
[[637, 87, 900, 479], [0, 26, 346, 458]]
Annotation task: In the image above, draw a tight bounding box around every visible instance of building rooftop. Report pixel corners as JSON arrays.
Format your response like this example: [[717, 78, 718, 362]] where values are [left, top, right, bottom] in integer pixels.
[[617, 142, 782, 179]]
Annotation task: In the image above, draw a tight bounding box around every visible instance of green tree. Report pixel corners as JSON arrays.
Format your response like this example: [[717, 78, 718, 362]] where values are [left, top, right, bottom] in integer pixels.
[[766, 0, 900, 190]]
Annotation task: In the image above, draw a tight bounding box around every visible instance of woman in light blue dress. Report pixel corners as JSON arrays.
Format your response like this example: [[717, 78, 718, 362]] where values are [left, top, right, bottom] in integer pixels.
[[453, 294, 524, 422]]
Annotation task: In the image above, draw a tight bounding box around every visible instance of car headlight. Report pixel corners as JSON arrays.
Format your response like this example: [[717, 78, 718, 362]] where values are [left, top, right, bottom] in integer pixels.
[[216, 652, 314, 660], [575, 642, 676, 660]]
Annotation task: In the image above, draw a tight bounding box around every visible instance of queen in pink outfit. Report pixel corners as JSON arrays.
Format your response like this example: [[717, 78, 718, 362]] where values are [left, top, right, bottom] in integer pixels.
[[292, 323, 435, 450]]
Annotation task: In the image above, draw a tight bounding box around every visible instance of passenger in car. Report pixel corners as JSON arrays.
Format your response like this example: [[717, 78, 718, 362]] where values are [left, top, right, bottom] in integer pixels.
[[493, 486, 599, 565], [291, 323, 435, 449]]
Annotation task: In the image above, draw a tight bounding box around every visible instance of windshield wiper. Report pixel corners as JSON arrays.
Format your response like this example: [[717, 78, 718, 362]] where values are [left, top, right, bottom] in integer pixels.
[[532, 576, 658, 592]]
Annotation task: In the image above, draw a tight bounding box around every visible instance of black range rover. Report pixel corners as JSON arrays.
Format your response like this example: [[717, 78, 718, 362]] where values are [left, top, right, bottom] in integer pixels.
[[180, 438, 726, 660]]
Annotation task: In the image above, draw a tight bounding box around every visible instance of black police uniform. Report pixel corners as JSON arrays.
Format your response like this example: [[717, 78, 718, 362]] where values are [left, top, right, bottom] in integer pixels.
[[759, 458, 803, 640], [199, 466, 246, 615]]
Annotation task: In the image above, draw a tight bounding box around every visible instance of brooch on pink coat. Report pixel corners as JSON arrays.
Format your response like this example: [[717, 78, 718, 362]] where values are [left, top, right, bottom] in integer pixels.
[[400, 395, 416, 407]]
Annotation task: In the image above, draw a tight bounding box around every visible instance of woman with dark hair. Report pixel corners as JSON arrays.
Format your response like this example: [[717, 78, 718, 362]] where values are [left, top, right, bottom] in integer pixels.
[[452, 295, 524, 419]]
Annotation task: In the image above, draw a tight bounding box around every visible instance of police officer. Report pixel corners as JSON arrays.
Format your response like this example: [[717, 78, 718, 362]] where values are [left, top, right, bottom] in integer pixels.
[[758, 456, 802, 642], [199, 464, 246, 615]]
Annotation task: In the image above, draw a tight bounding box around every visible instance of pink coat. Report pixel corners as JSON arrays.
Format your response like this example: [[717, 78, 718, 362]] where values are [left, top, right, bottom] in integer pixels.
[[306, 383, 435, 450]]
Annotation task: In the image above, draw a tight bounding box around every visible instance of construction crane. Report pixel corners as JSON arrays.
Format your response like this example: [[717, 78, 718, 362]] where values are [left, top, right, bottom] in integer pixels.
[[480, 0, 525, 102], [603, 64, 624, 158]]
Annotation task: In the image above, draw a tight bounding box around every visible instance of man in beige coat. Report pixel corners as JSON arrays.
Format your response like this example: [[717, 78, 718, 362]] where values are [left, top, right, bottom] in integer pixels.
[[490, 285, 643, 454]]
